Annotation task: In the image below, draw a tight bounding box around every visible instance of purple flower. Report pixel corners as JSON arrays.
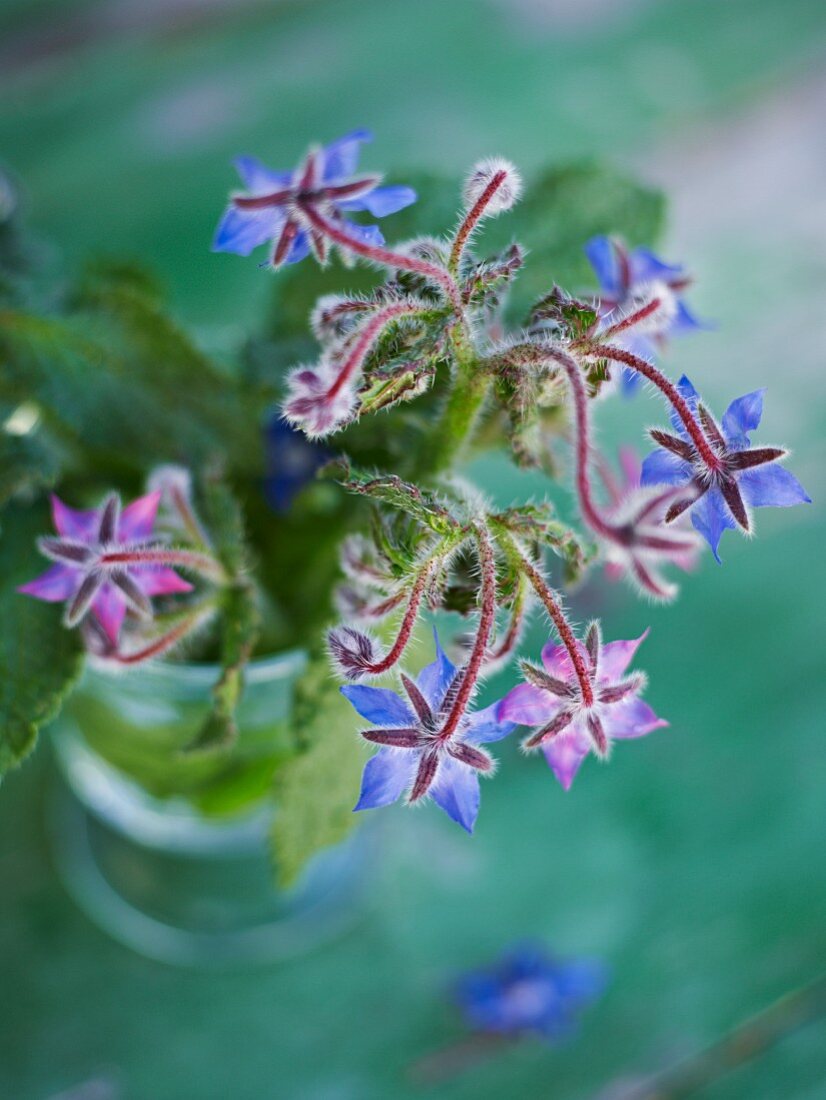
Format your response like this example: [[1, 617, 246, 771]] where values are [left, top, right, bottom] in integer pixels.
[[640, 376, 811, 561], [585, 235, 701, 395], [263, 415, 330, 513], [497, 626, 666, 790], [213, 129, 416, 268], [340, 632, 514, 833], [18, 492, 192, 643], [454, 943, 606, 1040]]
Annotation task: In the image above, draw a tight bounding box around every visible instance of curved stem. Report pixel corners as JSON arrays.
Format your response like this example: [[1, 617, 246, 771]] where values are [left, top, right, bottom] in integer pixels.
[[357, 559, 434, 676], [586, 341, 721, 471], [298, 203, 464, 314], [497, 528, 593, 708], [437, 524, 498, 742], [448, 169, 507, 274], [327, 299, 425, 400]]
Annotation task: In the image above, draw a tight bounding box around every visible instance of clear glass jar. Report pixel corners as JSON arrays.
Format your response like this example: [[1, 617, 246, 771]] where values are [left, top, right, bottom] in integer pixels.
[[49, 651, 373, 968]]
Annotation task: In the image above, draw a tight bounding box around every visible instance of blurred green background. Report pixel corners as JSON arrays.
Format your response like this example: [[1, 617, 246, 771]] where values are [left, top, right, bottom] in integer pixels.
[[1, 0, 825, 1097]]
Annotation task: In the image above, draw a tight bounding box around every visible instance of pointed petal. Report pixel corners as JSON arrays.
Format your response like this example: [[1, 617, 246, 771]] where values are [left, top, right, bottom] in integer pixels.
[[669, 375, 701, 436], [354, 747, 416, 811], [464, 702, 515, 744], [400, 673, 434, 726], [672, 299, 704, 333], [51, 494, 97, 540], [640, 448, 690, 487], [340, 185, 417, 217], [584, 236, 621, 295], [430, 756, 480, 834], [416, 629, 456, 711], [599, 630, 649, 681], [212, 205, 285, 255], [628, 247, 684, 284], [140, 567, 194, 597], [690, 487, 735, 562], [97, 493, 120, 544], [340, 220, 385, 249], [361, 728, 421, 748], [282, 227, 311, 265], [66, 572, 105, 627], [321, 128, 372, 182], [91, 583, 127, 643], [719, 476, 750, 531], [18, 564, 77, 602], [543, 725, 591, 791], [722, 389, 765, 444], [119, 491, 161, 541], [607, 696, 668, 740], [497, 683, 560, 726], [233, 156, 291, 192], [448, 742, 493, 772], [739, 465, 812, 509], [340, 684, 415, 727]]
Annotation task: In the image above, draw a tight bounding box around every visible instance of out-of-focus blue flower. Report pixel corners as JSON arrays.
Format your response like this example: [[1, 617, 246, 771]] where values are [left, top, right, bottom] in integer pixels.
[[213, 130, 416, 268], [340, 631, 514, 833], [585, 235, 702, 395], [640, 375, 811, 561], [454, 943, 607, 1040], [263, 415, 329, 513]]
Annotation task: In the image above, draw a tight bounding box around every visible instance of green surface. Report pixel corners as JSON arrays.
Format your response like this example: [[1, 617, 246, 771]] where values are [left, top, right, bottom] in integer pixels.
[[1, 1, 826, 1097]]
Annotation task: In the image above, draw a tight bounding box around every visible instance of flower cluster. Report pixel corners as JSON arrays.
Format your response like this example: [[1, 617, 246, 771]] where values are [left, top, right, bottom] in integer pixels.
[[20, 130, 810, 842]]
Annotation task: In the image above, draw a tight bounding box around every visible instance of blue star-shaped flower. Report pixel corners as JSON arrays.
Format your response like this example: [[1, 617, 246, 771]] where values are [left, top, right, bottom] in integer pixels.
[[585, 235, 702, 395], [263, 415, 330, 513], [454, 943, 606, 1041], [213, 129, 416, 268], [341, 632, 514, 834], [640, 375, 811, 560]]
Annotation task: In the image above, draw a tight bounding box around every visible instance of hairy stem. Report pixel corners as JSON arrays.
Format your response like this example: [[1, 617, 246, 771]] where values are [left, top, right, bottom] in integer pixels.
[[437, 524, 498, 742], [327, 299, 426, 400], [448, 168, 507, 274], [99, 548, 226, 583]]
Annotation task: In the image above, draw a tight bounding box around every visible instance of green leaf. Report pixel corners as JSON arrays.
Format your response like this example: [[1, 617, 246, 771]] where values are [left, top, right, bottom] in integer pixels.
[[334, 463, 457, 536], [270, 650, 367, 887], [492, 503, 597, 585], [0, 502, 84, 776]]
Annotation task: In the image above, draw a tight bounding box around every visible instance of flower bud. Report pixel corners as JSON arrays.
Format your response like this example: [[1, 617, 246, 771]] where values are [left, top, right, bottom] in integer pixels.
[[327, 625, 377, 680], [463, 158, 522, 217]]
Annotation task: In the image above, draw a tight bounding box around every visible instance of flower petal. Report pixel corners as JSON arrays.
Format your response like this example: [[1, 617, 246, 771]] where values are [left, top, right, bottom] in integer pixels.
[[464, 702, 515, 744], [354, 747, 416, 811], [672, 299, 704, 333], [212, 205, 284, 256], [282, 227, 311, 265], [17, 563, 77, 602], [321, 128, 372, 182], [497, 683, 560, 727], [640, 449, 690, 487], [543, 725, 591, 791], [628, 247, 684, 284], [584, 236, 621, 296], [340, 220, 385, 249], [722, 389, 764, 443], [233, 156, 291, 192], [139, 567, 194, 597], [340, 684, 415, 727], [340, 185, 417, 217], [416, 629, 457, 711], [739, 464, 811, 509], [599, 630, 650, 682], [690, 486, 735, 562], [669, 375, 701, 436], [118, 491, 161, 542], [51, 495, 97, 540], [607, 696, 668, 740], [91, 583, 127, 644], [430, 756, 480, 834]]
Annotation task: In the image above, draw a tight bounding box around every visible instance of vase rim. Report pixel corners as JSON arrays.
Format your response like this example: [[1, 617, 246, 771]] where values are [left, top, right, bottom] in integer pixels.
[[87, 645, 308, 687]]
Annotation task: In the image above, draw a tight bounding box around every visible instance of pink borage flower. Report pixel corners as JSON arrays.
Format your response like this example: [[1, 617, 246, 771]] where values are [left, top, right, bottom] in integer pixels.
[[497, 626, 667, 790], [18, 492, 192, 643]]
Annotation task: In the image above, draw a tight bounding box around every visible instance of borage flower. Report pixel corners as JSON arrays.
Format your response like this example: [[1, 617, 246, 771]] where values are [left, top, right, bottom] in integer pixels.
[[213, 129, 416, 268], [263, 415, 330, 513], [341, 632, 514, 833], [454, 943, 606, 1041], [585, 235, 702, 394], [18, 492, 192, 643], [640, 376, 811, 561], [497, 626, 666, 790]]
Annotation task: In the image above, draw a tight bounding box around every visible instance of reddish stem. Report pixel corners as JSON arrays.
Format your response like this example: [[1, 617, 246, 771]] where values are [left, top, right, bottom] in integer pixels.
[[437, 526, 498, 743], [587, 342, 722, 472], [357, 562, 433, 676], [113, 615, 202, 665], [601, 296, 661, 339], [326, 300, 423, 400], [449, 169, 507, 271], [515, 550, 594, 708], [298, 202, 464, 314], [100, 548, 224, 582]]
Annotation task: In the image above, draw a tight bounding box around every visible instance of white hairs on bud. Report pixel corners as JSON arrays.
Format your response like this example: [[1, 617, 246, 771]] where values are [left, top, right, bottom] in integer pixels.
[[615, 280, 679, 337], [463, 158, 523, 217]]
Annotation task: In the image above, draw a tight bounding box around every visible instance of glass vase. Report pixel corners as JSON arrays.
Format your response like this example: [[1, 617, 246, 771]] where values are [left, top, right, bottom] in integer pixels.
[[48, 651, 372, 967]]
